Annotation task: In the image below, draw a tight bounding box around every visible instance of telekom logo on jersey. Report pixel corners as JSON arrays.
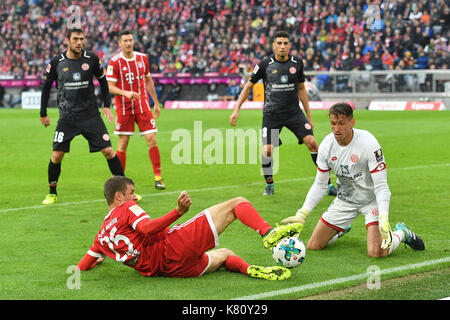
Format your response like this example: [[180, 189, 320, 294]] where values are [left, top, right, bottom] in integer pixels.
[[170, 121, 279, 174], [124, 72, 134, 84]]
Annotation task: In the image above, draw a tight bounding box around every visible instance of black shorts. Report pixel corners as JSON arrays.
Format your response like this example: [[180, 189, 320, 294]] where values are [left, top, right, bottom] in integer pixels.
[[262, 111, 313, 146], [52, 114, 112, 153]]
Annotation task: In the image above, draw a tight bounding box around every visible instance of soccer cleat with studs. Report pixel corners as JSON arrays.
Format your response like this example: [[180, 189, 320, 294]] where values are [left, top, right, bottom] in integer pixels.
[[394, 222, 425, 250], [155, 180, 166, 190], [262, 223, 304, 249], [247, 265, 291, 280], [42, 194, 57, 205], [327, 183, 337, 196]]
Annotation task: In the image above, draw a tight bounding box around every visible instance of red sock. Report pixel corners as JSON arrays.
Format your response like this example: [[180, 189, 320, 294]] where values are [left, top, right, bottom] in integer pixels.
[[224, 255, 250, 275], [116, 150, 126, 172], [148, 146, 161, 177], [234, 202, 272, 236]]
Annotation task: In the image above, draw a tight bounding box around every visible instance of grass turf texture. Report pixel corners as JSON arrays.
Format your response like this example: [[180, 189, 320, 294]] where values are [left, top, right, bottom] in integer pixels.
[[0, 108, 449, 300]]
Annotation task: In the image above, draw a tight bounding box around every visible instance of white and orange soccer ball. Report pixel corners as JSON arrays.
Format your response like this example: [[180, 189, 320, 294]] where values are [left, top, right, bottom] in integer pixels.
[[272, 236, 306, 268]]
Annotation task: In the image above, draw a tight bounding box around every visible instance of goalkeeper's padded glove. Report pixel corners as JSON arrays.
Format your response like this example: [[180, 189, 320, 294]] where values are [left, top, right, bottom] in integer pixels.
[[378, 213, 393, 250], [281, 208, 310, 225]]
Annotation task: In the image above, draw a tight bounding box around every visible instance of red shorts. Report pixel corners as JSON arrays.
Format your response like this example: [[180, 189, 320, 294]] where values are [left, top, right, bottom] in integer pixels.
[[114, 111, 157, 135], [160, 210, 219, 277]]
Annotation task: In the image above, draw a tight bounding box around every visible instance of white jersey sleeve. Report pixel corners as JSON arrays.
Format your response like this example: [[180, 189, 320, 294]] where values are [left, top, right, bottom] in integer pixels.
[[365, 134, 391, 215]]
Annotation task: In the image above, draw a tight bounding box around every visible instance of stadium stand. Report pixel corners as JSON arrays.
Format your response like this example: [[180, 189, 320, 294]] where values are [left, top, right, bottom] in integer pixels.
[[0, 0, 448, 80]]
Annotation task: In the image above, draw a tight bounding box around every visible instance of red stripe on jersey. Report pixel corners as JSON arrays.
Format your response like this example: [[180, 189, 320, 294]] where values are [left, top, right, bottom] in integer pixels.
[[370, 162, 386, 174], [317, 167, 331, 172]]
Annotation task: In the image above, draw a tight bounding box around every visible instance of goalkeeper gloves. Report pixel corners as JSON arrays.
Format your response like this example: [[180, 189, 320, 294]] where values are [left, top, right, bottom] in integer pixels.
[[378, 213, 393, 250], [281, 208, 310, 225]]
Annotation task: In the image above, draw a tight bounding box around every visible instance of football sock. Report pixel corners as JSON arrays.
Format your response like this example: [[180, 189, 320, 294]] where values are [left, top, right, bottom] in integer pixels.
[[311, 152, 332, 185], [116, 150, 126, 172], [107, 155, 125, 176], [234, 201, 272, 236], [48, 160, 61, 195], [388, 230, 404, 255], [261, 154, 273, 182], [149, 146, 162, 177], [225, 255, 250, 275]]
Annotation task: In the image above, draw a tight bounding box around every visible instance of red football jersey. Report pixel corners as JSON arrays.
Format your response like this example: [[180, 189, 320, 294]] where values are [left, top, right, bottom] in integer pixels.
[[86, 200, 165, 275], [106, 52, 152, 115]]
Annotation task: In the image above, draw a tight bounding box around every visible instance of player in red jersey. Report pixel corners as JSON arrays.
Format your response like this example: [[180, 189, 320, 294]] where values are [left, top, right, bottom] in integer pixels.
[[77, 176, 303, 280], [106, 30, 165, 190]]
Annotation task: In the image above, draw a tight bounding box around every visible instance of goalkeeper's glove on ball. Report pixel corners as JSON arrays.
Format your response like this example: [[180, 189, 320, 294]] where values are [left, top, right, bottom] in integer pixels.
[[281, 207, 310, 225]]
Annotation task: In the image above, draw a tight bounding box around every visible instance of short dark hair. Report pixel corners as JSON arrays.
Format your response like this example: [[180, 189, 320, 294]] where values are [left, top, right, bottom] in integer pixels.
[[329, 103, 354, 119], [103, 176, 135, 205], [119, 30, 133, 39], [67, 28, 84, 39], [274, 30, 290, 41]]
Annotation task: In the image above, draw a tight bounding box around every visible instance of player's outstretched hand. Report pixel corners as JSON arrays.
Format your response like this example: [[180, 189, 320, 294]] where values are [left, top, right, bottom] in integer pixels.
[[176, 191, 192, 216], [125, 91, 140, 100], [229, 110, 239, 126], [154, 102, 160, 119], [281, 208, 310, 225], [102, 107, 114, 123], [40, 116, 51, 127]]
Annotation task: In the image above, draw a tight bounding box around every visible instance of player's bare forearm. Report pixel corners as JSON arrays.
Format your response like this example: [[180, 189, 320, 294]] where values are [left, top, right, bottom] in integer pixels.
[[108, 82, 126, 96], [108, 82, 139, 101], [145, 77, 160, 107], [298, 84, 313, 127], [235, 82, 253, 111], [230, 81, 253, 126]]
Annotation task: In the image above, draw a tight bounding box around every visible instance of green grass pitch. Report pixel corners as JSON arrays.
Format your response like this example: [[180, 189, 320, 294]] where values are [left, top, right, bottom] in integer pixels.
[[0, 107, 449, 300]]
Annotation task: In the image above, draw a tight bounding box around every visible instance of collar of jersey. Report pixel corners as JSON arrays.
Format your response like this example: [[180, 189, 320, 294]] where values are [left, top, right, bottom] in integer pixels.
[[120, 52, 136, 62]]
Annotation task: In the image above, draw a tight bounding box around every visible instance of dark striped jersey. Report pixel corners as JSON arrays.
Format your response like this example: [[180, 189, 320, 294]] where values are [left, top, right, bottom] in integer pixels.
[[249, 55, 306, 117], [42, 50, 109, 120]]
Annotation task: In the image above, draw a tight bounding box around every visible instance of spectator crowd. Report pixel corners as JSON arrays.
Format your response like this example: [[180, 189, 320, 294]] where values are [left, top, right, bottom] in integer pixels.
[[0, 0, 449, 79]]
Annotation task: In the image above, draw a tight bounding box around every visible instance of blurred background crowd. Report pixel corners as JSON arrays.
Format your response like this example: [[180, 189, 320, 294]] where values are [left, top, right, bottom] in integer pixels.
[[0, 0, 449, 79]]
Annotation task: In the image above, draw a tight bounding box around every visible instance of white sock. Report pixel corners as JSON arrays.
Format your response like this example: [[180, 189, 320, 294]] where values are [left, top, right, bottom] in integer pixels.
[[327, 233, 340, 246], [388, 230, 405, 255]]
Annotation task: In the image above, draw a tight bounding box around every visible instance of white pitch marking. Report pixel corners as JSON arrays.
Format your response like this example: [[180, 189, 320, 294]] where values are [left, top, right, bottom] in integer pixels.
[[232, 257, 450, 300]]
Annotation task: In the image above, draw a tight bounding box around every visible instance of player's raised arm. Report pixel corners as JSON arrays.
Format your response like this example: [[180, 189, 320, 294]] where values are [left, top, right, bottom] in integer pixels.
[[135, 191, 191, 236]]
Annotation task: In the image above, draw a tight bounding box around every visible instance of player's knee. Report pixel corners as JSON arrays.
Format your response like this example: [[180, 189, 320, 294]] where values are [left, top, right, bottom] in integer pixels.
[[51, 151, 64, 163], [367, 247, 388, 258], [303, 136, 318, 152], [307, 239, 325, 250], [145, 134, 157, 147], [101, 147, 115, 159], [233, 196, 249, 206], [221, 248, 236, 257]]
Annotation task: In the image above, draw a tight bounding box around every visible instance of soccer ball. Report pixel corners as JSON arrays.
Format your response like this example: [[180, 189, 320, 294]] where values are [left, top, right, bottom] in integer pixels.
[[272, 236, 306, 268]]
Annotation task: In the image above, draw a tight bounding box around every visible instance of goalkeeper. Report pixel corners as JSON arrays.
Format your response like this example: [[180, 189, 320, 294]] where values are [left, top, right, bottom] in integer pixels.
[[281, 103, 424, 257]]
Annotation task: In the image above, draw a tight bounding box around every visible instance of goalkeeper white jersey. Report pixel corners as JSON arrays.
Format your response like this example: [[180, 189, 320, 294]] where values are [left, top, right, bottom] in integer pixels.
[[317, 128, 387, 205]]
